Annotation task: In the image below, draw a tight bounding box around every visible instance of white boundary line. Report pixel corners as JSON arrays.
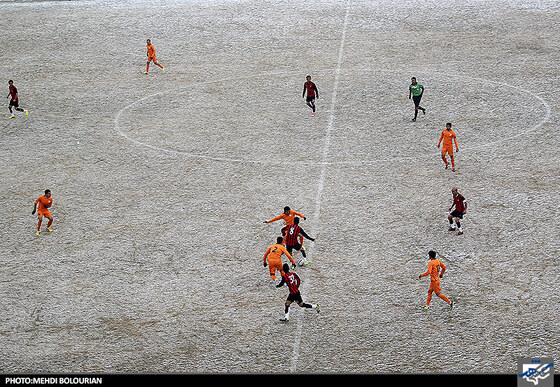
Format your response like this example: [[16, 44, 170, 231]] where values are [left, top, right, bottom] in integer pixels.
[[110, 3, 552, 374], [114, 69, 550, 167], [288, 0, 352, 373]]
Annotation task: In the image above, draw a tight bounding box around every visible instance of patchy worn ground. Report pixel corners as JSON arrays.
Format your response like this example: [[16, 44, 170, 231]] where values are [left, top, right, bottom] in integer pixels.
[[0, 0, 558, 374]]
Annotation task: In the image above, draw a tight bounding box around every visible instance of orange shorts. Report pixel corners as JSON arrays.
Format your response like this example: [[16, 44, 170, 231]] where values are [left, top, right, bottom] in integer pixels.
[[441, 145, 454, 156], [429, 280, 441, 293], [38, 210, 52, 218], [147, 56, 157, 62], [267, 259, 284, 279]]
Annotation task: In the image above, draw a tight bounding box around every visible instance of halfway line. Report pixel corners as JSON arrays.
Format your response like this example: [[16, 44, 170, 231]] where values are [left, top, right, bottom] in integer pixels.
[[289, 0, 352, 373]]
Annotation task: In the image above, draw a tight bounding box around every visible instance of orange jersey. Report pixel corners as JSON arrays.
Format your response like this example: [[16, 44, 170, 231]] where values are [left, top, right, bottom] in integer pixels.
[[420, 259, 446, 282], [263, 243, 294, 265], [35, 195, 52, 215], [147, 44, 156, 58], [266, 210, 305, 226], [438, 129, 458, 149]]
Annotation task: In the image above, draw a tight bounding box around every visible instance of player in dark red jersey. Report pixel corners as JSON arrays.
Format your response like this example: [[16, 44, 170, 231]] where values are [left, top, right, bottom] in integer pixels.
[[447, 187, 467, 235], [276, 263, 319, 322], [302, 75, 319, 116], [6, 80, 28, 119], [281, 217, 315, 266]]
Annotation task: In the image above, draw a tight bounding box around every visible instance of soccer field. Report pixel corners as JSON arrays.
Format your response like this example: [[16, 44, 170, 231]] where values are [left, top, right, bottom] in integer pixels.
[[1, 0, 559, 374]]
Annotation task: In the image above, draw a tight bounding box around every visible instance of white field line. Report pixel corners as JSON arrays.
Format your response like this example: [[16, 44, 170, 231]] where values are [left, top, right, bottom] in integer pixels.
[[114, 70, 550, 167], [289, 0, 352, 373]]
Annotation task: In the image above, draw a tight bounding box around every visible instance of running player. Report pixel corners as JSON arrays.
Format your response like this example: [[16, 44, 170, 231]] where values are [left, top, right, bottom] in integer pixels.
[[263, 237, 296, 284], [144, 39, 165, 74], [32, 189, 53, 235], [437, 122, 459, 171], [264, 206, 306, 227], [408, 77, 426, 121], [7, 80, 28, 118], [302, 75, 319, 116], [418, 251, 453, 310], [276, 263, 319, 322], [282, 217, 315, 266], [448, 187, 467, 236]]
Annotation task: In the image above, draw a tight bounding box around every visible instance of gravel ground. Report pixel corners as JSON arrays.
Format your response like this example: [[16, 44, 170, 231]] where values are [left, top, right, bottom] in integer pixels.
[[0, 0, 558, 374]]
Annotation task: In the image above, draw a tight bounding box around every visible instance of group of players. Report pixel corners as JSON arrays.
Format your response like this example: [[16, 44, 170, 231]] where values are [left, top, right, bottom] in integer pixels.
[[15, 41, 470, 316], [261, 207, 319, 322], [409, 77, 468, 310], [6, 83, 54, 236], [306, 76, 469, 312]]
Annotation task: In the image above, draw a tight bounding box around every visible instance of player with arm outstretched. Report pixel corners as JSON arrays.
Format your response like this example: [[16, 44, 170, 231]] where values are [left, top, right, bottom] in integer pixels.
[[264, 206, 306, 236]]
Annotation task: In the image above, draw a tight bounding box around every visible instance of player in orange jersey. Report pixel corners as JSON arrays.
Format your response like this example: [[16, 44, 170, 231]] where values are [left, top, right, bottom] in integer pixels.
[[418, 251, 453, 310], [264, 206, 306, 227], [437, 122, 459, 172], [264, 206, 307, 246], [263, 237, 296, 284], [32, 189, 53, 235], [144, 39, 165, 74]]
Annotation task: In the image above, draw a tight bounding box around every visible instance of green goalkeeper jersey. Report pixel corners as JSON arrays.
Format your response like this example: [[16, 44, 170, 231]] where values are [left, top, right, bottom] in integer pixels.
[[409, 83, 423, 96]]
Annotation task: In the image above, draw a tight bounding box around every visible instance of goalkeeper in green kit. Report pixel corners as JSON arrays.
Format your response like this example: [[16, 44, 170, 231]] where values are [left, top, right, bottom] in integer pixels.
[[409, 77, 426, 121]]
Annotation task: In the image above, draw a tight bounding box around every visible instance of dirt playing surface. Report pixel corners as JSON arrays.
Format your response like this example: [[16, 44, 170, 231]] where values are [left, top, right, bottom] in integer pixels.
[[1, 0, 558, 374]]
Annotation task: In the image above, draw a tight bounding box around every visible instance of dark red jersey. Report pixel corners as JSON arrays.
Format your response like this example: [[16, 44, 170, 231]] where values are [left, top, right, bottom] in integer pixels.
[[9, 85, 18, 101], [453, 194, 466, 212], [284, 224, 302, 246], [282, 223, 313, 245], [281, 271, 301, 294], [303, 81, 317, 98]]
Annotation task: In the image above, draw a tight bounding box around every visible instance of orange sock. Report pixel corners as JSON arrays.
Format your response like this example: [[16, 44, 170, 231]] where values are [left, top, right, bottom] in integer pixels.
[[47, 219, 53, 228], [37, 220, 42, 231], [451, 158, 455, 168], [438, 293, 450, 303], [156, 62, 163, 69], [426, 293, 433, 306], [146, 62, 150, 72]]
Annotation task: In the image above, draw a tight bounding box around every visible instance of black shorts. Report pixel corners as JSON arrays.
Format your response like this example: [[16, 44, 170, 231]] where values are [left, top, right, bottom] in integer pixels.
[[287, 291, 303, 304], [412, 95, 422, 107], [9, 99, 19, 108], [286, 244, 302, 253], [306, 96, 315, 103], [450, 210, 464, 219]]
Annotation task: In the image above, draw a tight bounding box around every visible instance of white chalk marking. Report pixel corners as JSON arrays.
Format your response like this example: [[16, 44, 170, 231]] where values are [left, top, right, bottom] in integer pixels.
[[289, 0, 352, 373], [115, 69, 550, 167]]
